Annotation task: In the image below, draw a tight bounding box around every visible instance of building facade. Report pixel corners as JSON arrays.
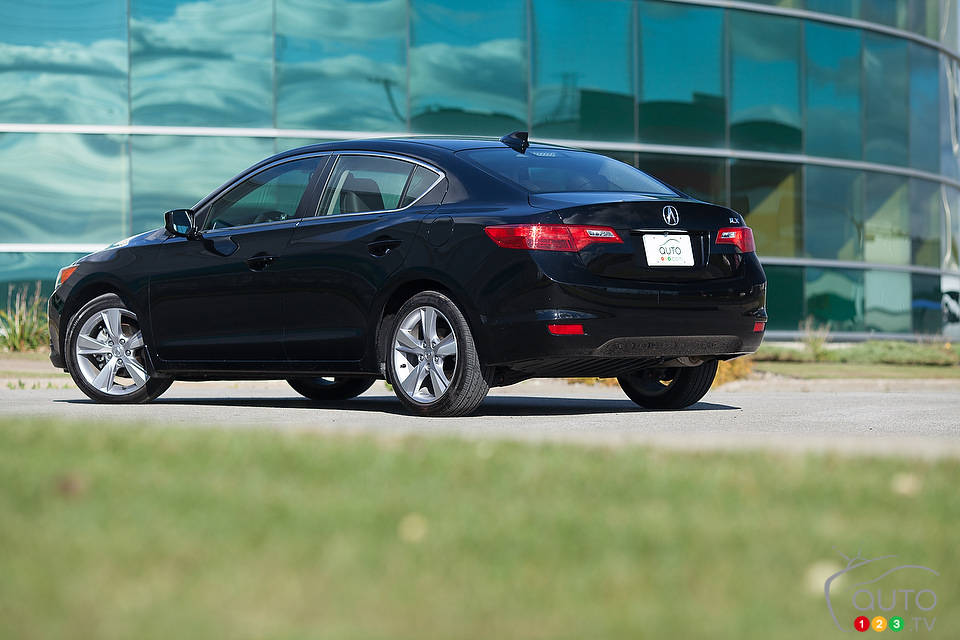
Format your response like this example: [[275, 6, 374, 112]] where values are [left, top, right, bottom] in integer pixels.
[[1, 0, 959, 338]]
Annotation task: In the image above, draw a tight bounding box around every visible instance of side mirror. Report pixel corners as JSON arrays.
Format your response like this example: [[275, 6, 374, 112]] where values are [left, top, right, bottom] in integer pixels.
[[164, 209, 197, 239]]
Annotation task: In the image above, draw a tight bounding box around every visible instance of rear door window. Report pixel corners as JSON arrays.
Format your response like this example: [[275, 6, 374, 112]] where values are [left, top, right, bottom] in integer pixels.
[[317, 155, 440, 216]]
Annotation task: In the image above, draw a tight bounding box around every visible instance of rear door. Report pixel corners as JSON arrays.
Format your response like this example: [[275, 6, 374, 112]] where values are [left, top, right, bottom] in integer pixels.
[[149, 154, 328, 364], [281, 153, 445, 363]]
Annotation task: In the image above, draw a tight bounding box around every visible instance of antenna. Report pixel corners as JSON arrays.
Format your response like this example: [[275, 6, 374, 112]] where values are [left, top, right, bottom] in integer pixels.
[[499, 131, 529, 153]]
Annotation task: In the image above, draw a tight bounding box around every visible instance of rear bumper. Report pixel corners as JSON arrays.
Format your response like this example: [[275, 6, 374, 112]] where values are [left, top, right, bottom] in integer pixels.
[[478, 255, 766, 373]]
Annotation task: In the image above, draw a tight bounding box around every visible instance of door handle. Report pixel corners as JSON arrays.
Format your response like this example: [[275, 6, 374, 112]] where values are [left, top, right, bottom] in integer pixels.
[[367, 238, 402, 257], [245, 253, 276, 271]]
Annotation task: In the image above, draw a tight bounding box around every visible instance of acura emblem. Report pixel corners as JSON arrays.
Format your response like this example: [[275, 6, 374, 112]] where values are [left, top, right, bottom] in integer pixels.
[[662, 205, 679, 226]]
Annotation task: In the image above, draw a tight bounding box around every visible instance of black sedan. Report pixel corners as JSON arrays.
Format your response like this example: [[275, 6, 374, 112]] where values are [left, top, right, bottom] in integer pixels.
[[49, 132, 766, 416]]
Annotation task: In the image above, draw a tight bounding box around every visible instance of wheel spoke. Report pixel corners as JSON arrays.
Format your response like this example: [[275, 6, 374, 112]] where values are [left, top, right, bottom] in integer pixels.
[[100, 309, 122, 341], [124, 358, 149, 387], [395, 345, 422, 356], [429, 362, 449, 395], [91, 356, 119, 392], [396, 327, 422, 352], [421, 307, 439, 344], [435, 334, 457, 357], [400, 361, 428, 396], [76, 334, 110, 355], [125, 331, 144, 350]]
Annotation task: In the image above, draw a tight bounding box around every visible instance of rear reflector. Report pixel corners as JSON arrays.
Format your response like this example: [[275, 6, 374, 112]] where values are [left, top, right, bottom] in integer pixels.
[[547, 323, 585, 336], [753, 321, 766, 333], [715, 226, 756, 253], [485, 224, 623, 252]]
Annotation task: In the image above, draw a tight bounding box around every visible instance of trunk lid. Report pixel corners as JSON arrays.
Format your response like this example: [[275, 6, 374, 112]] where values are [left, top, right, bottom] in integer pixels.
[[529, 192, 747, 282]]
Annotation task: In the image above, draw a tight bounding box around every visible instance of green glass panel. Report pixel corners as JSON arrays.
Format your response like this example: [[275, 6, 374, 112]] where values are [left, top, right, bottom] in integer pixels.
[[864, 270, 911, 333], [947, 186, 960, 271], [0, 1, 128, 124], [130, 136, 274, 234], [636, 154, 726, 204], [861, 1, 909, 30], [864, 33, 909, 166], [532, 0, 633, 141], [637, 2, 725, 147], [864, 172, 910, 265], [944, 274, 960, 336], [805, 23, 861, 160], [410, 0, 526, 135], [130, 0, 273, 126], [0, 133, 128, 244], [909, 179, 942, 269], [804, 166, 863, 261], [939, 56, 959, 183], [911, 273, 943, 334], [0, 253, 86, 307], [908, 1, 941, 41], [909, 44, 940, 173], [763, 265, 804, 331], [804, 1, 859, 18], [730, 11, 801, 153], [805, 267, 864, 332], [276, 0, 407, 131], [731, 161, 802, 257]]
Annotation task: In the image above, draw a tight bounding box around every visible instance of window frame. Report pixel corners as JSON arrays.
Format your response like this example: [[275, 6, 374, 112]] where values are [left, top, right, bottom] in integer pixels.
[[306, 152, 445, 220], [193, 153, 332, 233]]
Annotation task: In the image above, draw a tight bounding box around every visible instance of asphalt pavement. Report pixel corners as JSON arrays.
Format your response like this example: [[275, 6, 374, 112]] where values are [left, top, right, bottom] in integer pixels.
[[2, 375, 959, 458]]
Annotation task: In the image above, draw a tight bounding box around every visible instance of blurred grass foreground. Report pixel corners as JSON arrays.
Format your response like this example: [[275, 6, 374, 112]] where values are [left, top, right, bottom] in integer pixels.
[[1, 419, 957, 639]]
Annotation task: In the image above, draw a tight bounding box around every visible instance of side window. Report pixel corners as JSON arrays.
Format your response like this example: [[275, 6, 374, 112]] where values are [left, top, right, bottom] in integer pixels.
[[203, 157, 323, 230], [400, 166, 440, 208], [318, 155, 439, 216]]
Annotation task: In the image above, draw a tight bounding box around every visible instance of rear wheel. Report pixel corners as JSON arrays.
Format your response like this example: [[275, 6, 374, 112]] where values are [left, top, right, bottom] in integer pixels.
[[287, 376, 375, 401], [617, 360, 718, 410], [64, 293, 172, 404], [386, 291, 490, 417]]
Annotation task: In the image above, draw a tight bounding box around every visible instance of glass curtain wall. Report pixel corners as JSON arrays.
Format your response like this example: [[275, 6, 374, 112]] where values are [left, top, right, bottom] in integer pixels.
[[1, 0, 959, 335]]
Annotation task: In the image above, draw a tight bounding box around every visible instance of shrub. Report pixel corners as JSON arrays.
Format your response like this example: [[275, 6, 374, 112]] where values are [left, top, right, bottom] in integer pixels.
[[0, 282, 49, 351], [800, 317, 831, 361], [825, 341, 959, 366], [712, 357, 753, 387], [752, 345, 815, 362]]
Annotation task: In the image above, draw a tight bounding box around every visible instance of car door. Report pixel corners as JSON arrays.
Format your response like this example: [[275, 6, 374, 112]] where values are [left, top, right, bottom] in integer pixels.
[[149, 154, 328, 365], [281, 153, 445, 363]]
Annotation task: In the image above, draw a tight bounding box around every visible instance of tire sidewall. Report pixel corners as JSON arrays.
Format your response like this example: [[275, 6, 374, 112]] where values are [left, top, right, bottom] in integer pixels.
[[64, 293, 170, 404]]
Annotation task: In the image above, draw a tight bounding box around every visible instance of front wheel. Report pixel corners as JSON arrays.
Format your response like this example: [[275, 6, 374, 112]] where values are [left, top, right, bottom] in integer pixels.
[[64, 293, 173, 404], [617, 360, 718, 410], [386, 291, 490, 417], [287, 376, 375, 401]]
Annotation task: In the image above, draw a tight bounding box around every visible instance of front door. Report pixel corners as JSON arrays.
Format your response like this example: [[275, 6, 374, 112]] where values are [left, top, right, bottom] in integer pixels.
[[149, 155, 327, 365]]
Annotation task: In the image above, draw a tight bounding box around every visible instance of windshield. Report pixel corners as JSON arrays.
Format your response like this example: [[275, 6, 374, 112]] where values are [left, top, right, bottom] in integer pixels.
[[460, 147, 678, 196]]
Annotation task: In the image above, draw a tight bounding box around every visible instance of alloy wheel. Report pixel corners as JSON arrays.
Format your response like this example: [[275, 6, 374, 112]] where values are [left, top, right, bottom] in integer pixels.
[[392, 305, 458, 404], [73, 307, 150, 396]]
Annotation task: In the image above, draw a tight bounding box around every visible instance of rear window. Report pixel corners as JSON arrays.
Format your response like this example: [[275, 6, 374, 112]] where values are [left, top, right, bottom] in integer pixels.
[[460, 148, 677, 195]]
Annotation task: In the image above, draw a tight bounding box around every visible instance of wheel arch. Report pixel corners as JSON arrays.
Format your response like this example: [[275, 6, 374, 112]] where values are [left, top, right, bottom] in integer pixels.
[[59, 277, 150, 368], [372, 273, 487, 373]]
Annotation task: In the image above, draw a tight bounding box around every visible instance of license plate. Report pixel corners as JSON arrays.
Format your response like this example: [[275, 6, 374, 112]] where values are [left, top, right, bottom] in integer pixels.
[[642, 233, 695, 267]]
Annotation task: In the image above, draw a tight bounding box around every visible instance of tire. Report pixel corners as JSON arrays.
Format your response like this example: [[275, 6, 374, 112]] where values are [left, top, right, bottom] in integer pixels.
[[385, 291, 490, 417], [287, 376, 376, 401], [617, 360, 718, 410], [64, 293, 173, 404]]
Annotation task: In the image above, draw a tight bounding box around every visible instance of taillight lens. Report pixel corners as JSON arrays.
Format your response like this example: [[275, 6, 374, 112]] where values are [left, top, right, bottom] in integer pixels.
[[484, 224, 623, 252], [547, 323, 585, 335], [715, 226, 756, 253], [55, 265, 78, 288]]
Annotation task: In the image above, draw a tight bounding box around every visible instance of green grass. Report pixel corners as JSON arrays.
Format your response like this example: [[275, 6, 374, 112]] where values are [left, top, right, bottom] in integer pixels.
[[753, 361, 960, 379], [756, 341, 960, 367], [1, 419, 957, 639]]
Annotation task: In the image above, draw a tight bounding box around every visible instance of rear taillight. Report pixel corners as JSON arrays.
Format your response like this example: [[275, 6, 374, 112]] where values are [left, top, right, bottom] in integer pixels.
[[484, 224, 623, 252], [715, 226, 756, 253], [547, 323, 585, 335]]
